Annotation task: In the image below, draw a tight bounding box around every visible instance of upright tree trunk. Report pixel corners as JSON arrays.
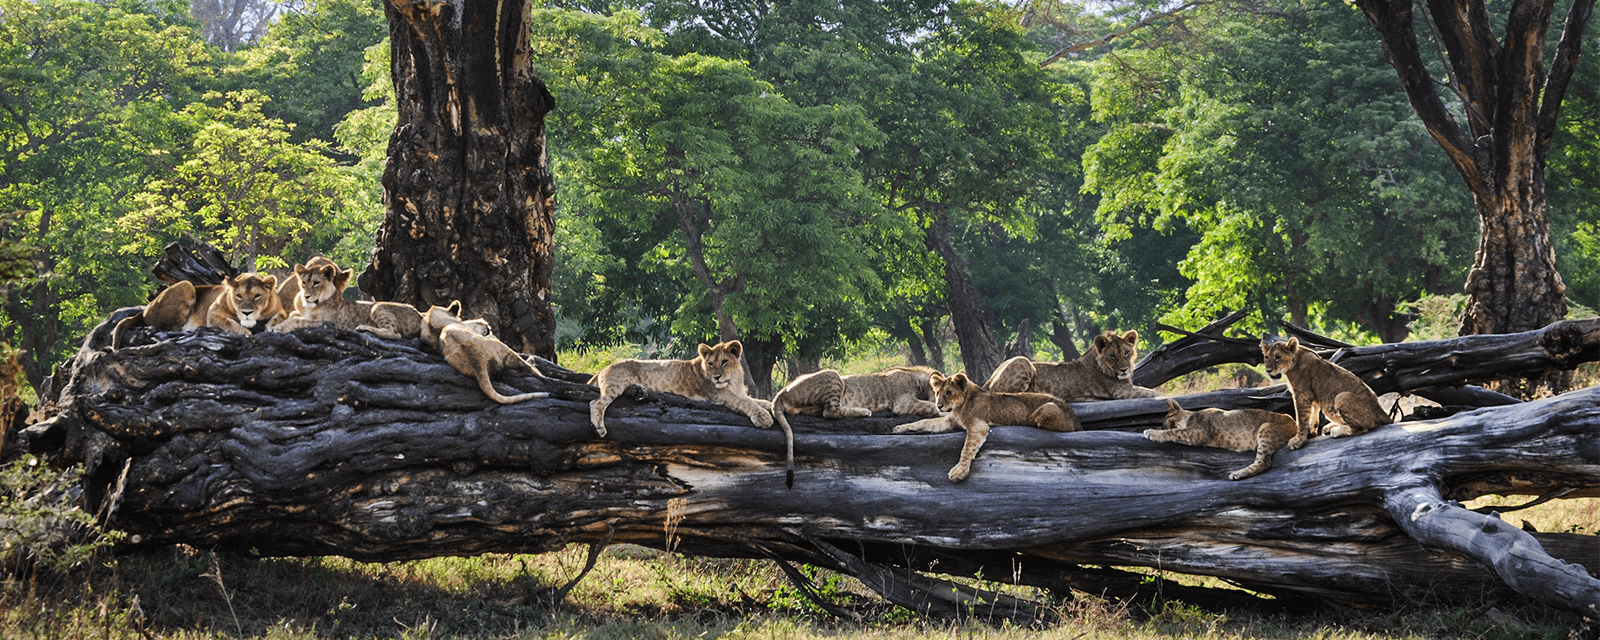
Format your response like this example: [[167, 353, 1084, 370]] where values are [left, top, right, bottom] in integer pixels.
[[1353, 0, 1592, 343], [923, 213, 1002, 381], [360, 0, 557, 360]]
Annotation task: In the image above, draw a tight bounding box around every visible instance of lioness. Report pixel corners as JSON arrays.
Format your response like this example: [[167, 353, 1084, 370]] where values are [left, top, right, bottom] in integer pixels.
[[1260, 337, 1391, 438], [985, 330, 1161, 401], [895, 372, 1080, 483], [207, 272, 289, 336], [589, 341, 785, 481], [111, 280, 226, 349], [1143, 399, 1301, 480], [422, 303, 549, 404]]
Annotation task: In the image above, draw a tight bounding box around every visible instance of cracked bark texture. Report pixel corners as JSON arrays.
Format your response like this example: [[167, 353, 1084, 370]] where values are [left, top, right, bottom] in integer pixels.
[[17, 311, 1600, 617]]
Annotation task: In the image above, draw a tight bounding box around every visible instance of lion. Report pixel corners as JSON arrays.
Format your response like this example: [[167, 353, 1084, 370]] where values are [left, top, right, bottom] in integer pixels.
[[589, 341, 787, 483], [421, 302, 549, 404], [111, 280, 226, 349], [268, 258, 423, 340], [985, 330, 1162, 401], [771, 366, 941, 420], [271, 259, 363, 332], [206, 272, 289, 336], [1143, 398, 1302, 480], [1260, 337, 1392, 438], [894, 371, 1080, 483]]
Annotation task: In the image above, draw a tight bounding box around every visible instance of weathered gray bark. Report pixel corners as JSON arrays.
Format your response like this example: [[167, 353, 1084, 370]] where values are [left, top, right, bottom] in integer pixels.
[[18, 312, 1600, 617]]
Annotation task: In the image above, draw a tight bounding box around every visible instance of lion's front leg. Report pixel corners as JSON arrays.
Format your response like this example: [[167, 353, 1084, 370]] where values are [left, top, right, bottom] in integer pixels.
[[893, 414, 958, 434], [948, 418, 990, 483], [715, 392, 773, 429]]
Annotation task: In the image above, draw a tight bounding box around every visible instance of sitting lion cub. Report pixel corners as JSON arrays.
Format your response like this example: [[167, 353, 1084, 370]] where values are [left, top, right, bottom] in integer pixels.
[[422, 303, 549, 404], [894, 372, 1080, 483], [270, 257, 423, 340], [1143, 399, 1302, 480], [208, 272, 289, 336], [590, 340, 778, 450], [1261, 337, 1392, 438], [985, 330, 1161, 401]]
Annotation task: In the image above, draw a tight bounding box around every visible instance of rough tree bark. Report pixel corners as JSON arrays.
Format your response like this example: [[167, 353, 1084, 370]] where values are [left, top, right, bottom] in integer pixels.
[[18, 313, 1600, 618], [1351, 0, 1595, 339], [358, 0, 557, 360], [923, 211, 1003, 383]]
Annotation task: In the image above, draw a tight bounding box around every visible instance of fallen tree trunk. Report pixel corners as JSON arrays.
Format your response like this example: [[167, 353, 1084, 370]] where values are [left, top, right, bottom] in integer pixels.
[[15, 312, 1600, 618]]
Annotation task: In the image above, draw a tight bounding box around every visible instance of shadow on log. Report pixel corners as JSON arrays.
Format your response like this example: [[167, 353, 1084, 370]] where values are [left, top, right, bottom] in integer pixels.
[[14, 311, 1600, 619]]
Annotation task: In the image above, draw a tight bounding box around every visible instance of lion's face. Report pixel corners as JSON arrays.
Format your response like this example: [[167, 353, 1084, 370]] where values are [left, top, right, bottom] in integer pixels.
[[1092, 330, 1140, 381], [225, 273, 281, 328], [929, 372, 972, 412], [294, 263, 349, 308], [696, 340, 744, 390], [1260, 339, 1300, 379]]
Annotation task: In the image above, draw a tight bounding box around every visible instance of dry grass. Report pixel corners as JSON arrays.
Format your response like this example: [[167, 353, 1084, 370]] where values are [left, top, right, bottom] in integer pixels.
[[4, 537, 1591, 640]]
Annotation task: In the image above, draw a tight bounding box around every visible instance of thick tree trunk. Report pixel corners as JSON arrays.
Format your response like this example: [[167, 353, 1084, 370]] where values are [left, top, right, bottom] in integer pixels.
[[21, 313, 1600, 617], [358, 0, 557, 360], [923, 214, 1002, 382], [1353, 0, 1593, 343]]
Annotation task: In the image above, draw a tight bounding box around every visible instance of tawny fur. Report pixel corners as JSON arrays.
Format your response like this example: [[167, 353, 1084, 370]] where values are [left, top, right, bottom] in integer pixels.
[[589, 341, 784, 481], [1260, 338, 1392, 438], [985, 330, 1162, 401], [894, 372, 1080, 483], [207, 273, 288, 336], [271, 261, 362, 331], [768, 367, 940, 486], [268, 258, 423, 340], [1143, 398, 1301, 480], [422, 303, 549, 404], [112, 280, 225, 349]]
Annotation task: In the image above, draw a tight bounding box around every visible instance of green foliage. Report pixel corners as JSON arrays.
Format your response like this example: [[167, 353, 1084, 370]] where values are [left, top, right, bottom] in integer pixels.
[[0, 457, 122, 575], [1083, 0, 1476, 340], [122, 90, 361, 271]]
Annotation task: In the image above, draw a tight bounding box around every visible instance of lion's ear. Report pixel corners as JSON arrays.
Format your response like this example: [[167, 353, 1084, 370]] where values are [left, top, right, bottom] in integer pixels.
[[724, 340, 742, 358], [1094, 334, 1110, 350], [1166, 398, 1182, 413], [952, 373, 969, 388], [1285, 337, 1299, 350], [335, 268, 353, 287], [698, 343, 713, 358], [261, 274, 277, 288], [447, 300, 462, 316], [295, 263, 309, 275], [1123, 330, 1138, 343], [930, 372, 946, 384]]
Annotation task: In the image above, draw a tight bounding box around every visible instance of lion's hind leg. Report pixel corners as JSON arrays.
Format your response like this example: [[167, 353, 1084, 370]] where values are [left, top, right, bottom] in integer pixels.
[[1030, 403, 1080, 432], [1228, 417, 1298, 481], [983, 356, 1036, 393]]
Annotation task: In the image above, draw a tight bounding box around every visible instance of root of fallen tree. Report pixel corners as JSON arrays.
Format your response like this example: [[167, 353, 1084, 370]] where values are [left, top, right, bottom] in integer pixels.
[[12, 310, 1600, 620]]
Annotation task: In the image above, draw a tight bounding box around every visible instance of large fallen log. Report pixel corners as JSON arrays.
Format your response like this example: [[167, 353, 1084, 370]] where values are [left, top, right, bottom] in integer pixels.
[[15, 311, 1600, 618]]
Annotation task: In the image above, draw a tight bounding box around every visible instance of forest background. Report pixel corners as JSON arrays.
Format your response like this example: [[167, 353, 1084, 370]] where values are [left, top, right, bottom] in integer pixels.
[[3, 0, 1598, 401]]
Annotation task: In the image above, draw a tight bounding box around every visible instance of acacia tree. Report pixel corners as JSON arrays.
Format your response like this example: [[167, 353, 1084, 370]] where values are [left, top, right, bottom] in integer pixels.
[[1350, 0, 1594, 339], [361, 0, 558, 359]]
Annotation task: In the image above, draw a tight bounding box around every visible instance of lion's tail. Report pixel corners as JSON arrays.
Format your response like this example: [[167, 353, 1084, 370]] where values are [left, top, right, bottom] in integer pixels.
[[477, 369, 549, 404], [769, 389, 797, 489]]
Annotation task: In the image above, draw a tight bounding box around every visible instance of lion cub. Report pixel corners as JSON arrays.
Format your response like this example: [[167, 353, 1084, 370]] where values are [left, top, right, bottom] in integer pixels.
[[895, 372, 1080, 483], [590, 340, 778, 440], [985, 330, 1161, 401], [422, 303, 549, 404], [111, 280, 225, 348], [208, 273, 289, 336], [270, 258, 423, 340], [772, 367, 941, 421], [1144, 399, 1301, 480], [1261, 338, 1392, 438]]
